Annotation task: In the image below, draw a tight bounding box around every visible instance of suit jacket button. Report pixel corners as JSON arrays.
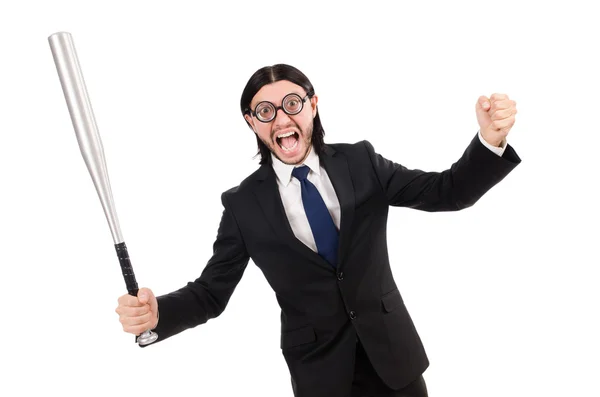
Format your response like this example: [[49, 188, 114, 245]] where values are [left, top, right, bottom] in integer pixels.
[[349, 311, 357, 320], [337, 272, 344, 280]]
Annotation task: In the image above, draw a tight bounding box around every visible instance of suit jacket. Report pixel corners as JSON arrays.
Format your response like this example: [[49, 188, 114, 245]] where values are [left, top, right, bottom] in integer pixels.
[[148, 133, 521, 396]]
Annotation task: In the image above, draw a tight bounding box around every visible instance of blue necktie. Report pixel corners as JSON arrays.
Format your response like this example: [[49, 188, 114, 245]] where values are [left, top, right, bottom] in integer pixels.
[[292, 165, 339, 267]]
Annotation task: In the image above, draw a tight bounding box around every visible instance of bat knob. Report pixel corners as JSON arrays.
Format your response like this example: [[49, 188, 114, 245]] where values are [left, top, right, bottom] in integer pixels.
[[137, 330, 159, 346]]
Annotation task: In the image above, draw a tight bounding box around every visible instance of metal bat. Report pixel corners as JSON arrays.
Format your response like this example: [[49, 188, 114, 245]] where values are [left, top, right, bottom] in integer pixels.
[[48, 31, 158, 346]]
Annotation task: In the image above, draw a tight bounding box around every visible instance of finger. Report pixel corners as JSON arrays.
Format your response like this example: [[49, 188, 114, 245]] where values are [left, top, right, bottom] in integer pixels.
[[137, 287, 154, 305], [120, 311, 152, 326], [123, 322, 154, 336], [490, 99, 513, 111], [490, 107, 515, 121], [478, 96, 490, 111], [117, 294, 144, 307], [116, 304, 150, 317], [490, 93, 508, 101], [491, 117, 515, 131]]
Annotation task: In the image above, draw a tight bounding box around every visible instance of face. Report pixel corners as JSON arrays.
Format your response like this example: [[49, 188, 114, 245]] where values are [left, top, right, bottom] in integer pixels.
[[244, 80, 318, 165]]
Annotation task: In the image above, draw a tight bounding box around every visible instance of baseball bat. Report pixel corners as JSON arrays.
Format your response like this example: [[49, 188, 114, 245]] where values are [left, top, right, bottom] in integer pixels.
[[48, 31, 158, 346]]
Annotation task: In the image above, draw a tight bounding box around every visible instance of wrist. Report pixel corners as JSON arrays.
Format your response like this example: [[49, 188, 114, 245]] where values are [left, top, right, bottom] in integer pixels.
[[481, 132, 503, 147]]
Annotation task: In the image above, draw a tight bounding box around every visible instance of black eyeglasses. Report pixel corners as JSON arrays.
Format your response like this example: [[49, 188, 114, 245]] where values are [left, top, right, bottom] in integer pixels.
[[247, 92, 312, 123]]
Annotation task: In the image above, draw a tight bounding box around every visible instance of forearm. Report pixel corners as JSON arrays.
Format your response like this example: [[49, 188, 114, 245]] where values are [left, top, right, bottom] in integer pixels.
[[365, 132, 521, 211]]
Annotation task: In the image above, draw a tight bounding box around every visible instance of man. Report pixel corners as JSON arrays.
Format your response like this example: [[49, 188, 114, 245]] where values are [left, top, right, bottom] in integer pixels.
[[115, 64, 520, 396]]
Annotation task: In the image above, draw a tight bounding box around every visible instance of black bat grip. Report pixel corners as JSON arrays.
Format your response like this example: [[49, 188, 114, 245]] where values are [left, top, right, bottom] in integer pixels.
[[115, 242, 139, 297], [115, 242, 146, 343]]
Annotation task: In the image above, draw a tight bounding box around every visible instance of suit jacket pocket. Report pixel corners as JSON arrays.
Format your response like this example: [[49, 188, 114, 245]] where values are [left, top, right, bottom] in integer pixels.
[[381, 288, 404, 313], [280, 325, 317, 349]]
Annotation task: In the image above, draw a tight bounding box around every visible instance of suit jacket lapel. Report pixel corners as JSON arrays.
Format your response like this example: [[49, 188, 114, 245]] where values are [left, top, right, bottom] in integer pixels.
[[320, 145, 355, 268], [252, 164, 334, 271], [252, 144, 355, 270]]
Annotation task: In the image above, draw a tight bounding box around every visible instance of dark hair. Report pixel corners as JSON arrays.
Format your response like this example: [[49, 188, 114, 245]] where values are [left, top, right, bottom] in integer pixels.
[[240, 64, 325, 164]]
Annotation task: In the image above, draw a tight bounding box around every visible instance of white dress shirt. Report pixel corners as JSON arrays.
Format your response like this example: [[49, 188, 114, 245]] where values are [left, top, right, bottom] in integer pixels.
[[271, 131, 506, 253]]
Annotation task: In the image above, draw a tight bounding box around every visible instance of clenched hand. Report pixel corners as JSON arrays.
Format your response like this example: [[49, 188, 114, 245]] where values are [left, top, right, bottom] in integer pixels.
[[476, 93, 517, 147], [115, 287, 159, 335]]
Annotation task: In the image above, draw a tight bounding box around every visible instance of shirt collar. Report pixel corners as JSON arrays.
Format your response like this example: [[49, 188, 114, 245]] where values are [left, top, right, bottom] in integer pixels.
[[271, 146, 321, 187]]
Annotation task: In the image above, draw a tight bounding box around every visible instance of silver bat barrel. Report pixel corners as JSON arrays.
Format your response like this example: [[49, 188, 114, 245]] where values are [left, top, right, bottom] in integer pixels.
[[48, 31, 158, 346]]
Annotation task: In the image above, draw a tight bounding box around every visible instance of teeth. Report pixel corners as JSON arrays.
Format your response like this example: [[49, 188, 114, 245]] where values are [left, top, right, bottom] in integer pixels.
[[281, 139, 298, 152], [277, 131, 296, 138]]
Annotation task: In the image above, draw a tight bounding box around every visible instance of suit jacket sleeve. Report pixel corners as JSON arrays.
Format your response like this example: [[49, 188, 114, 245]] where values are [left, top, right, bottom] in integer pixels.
[[363, 132, 521, 211], [145, 190, 250, 345]]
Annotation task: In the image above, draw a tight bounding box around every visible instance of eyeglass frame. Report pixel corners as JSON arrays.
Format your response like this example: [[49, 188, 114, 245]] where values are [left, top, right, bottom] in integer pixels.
[[245, 91, 314, 123]]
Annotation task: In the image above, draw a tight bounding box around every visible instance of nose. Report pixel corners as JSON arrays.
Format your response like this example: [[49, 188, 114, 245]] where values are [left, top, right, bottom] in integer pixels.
[[273, 107, 292, 126]]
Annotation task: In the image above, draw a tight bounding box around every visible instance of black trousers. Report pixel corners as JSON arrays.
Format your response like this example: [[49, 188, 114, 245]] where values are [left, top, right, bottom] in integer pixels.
[[351, 339, 428, 397]]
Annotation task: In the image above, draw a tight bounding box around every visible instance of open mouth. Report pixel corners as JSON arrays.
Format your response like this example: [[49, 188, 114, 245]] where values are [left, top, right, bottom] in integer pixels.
[[276, 131, 300, 152]]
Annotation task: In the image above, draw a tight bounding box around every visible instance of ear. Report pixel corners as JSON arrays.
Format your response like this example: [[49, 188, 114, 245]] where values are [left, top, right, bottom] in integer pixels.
[[244, 114, 257, 134], [310, 95, 319, 118]]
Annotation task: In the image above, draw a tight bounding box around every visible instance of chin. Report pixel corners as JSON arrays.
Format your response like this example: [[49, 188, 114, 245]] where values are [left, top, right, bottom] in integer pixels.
[[276, 142, 309, 165]]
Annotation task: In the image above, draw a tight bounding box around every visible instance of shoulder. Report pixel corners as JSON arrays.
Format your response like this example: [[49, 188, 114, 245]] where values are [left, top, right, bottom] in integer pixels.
[[219, 165, 265, 203], [325, 140, 376, 158]]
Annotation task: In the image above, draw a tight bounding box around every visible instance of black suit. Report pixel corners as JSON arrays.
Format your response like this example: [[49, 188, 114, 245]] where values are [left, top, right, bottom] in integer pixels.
[[148, 134, 521, 396]]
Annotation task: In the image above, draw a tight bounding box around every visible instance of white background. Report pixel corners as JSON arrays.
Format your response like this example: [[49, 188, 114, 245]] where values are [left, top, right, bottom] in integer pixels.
[[1, 1, 598, 396]]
